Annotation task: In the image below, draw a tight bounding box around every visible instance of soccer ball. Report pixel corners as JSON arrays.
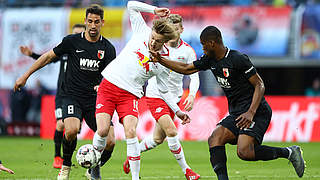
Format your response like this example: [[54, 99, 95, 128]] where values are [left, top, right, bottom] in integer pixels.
[[76, 144, 101, 169]]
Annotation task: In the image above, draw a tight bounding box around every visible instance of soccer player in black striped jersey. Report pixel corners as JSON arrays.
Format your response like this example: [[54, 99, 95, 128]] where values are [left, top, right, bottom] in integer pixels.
[[14, 4, 116, 180], [150, 26, 305, 179], [19, 24, 86, 169]]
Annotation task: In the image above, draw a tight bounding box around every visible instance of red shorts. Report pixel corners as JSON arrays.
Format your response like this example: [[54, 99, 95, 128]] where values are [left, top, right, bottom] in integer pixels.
[[96, 79, 139, 123], [145, 97, 175, 121]]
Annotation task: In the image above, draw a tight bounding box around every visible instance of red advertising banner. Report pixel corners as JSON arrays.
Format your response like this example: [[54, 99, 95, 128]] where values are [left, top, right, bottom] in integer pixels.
[[40, 96, 320, 142]]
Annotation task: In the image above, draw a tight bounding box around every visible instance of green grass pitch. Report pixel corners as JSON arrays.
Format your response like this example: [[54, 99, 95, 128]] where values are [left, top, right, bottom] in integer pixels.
[[0, 137, 319, 179]]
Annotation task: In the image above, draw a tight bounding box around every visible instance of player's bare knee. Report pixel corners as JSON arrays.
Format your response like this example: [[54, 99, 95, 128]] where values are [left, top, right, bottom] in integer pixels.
[[153, 137, 164, 144], [165, 127, 177, 137], [56, 120, 64, 131], [125, 128, 136, 138], [208, 129, 224, 147], [237, 146, 254, 161], [97, 127, 109, 137], [65, 129, 77, 140]]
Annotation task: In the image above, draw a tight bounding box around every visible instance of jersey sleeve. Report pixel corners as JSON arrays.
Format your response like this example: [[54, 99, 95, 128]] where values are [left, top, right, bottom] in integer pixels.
[[156, 69, 181, 113], [127, 1, 154, 35], [53, 36, 72, 57], [193, 54, 211, 71], [103, 43, 116, 69], [186, 47, 200, 96], [234, 54, 257, 79]]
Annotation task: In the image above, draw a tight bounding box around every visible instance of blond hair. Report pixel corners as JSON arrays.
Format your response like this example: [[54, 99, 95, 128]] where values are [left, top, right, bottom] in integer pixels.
[[152, 18, 177, 42], [168, 14, 183, 26]]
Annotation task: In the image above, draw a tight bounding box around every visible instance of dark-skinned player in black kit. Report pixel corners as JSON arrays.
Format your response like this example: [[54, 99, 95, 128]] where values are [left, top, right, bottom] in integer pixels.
[[149, 25, 305, 179]]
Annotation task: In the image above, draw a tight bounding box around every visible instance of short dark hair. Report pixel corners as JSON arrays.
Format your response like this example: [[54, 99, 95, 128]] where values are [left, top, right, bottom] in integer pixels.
[[200, 26, 223, 44], [86, 4, 104, 19], [72, 24, 86, 30]]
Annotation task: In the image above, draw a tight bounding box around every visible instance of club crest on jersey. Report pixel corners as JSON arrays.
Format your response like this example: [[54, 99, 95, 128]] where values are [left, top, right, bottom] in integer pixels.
[[135, 50, 150, 73], [223, 68, 229, 77], [97, 50, 104, 59]]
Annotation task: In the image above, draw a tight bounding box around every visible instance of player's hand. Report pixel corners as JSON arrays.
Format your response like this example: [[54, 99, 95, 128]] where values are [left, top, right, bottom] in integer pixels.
[[13, 75, 28, 92], [149, 50, 161, 62], [19, 46, 32, 56], [94, 85, 99, 92], [235, 110, 255, 130], [154, 8, 170, 18], [176, 110, 191, 125], [183, 95, 195, 112], [0, 164, 14, 174]]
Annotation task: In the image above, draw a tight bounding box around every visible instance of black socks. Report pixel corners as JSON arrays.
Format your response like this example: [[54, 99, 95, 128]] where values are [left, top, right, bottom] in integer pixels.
[[54, 130, 63, 157], [209, 146, 229, 180]]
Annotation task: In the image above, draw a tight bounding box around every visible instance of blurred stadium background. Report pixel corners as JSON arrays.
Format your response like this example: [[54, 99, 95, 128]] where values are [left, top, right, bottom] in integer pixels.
[[0, 0, 320, 179]]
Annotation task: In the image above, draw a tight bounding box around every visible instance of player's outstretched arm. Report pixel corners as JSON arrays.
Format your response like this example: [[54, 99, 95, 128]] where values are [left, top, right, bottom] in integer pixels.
[[19, 46, 41, 60], [13, 50, 57, 92], [150, 51, 198, 75], [0, 163, 14, 174]]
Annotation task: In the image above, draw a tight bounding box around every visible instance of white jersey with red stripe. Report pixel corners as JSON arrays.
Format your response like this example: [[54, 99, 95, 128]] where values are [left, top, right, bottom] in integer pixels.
[[146, 39, 200, 103], [101, 1, 180, 112]]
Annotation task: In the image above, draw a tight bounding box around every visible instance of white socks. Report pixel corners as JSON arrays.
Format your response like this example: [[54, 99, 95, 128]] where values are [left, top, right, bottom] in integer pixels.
[[127, 137, 140, 180], [139, 135, 158, 152], [167, 135, 190, 174], [92, 132, 106, 152]]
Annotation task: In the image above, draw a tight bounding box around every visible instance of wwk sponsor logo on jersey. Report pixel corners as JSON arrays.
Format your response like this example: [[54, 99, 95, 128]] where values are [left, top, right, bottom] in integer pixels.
[[217, 76, 231, 88], [135, 50, 150, 73], [80, 58, 100, 71]]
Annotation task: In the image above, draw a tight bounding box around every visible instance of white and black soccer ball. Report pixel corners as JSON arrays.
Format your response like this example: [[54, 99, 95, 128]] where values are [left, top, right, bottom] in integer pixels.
[[76, 144, 101, 169]]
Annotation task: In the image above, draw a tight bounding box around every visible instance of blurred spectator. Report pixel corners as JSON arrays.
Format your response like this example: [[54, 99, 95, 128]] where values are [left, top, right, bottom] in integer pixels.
[[27, 80, 50, 123], [9, 87, 30, 122], [233, 15, 259, 46], [305, 78, 320, 96]]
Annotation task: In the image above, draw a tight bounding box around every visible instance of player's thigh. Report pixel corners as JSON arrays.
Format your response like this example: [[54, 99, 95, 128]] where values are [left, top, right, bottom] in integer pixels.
[[208, 125, 237, 147], [95, 79, 117, 120], [62, 97, 82, 134], [153, 122, 166, 144], [64, 117, 81, 138], [95, 113, 112, 136], [122, 115, 138, 138], [116, 92, 139, 124], [237, 134, 257, 152], [239, 110, 272, 145]]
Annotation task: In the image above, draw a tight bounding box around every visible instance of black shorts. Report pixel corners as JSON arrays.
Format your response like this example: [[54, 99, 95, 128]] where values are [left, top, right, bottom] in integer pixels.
[[218, 107, 272, 144], [61, 96, 113, 132], [55, 95, 63, 120]]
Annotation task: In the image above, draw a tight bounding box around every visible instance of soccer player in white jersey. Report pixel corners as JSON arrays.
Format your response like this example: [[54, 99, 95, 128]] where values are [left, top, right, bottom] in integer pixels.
[[123, 14, 200, 180], [92, 1, 191, 180]]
